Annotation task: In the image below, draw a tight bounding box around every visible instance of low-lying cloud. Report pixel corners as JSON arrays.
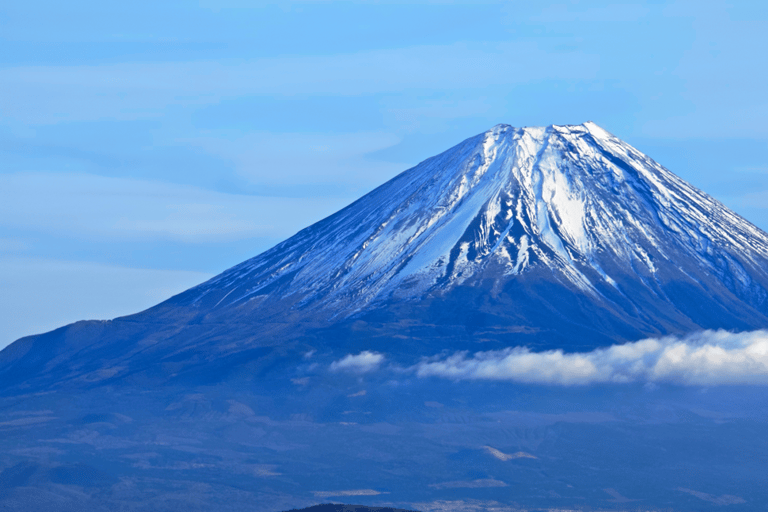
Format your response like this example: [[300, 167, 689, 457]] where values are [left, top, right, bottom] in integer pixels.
[[330, 351, 385, 374], [312, 489, 383, 498], [415, 330, 768, 386], [429, 478, 507, 490]]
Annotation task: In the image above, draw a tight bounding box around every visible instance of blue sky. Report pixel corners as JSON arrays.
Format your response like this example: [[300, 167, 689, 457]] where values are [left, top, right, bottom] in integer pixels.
[[2, 0, 768, 348]]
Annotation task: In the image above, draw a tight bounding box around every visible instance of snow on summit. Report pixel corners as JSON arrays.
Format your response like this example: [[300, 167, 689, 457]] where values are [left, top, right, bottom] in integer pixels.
[[184, 122, 768, 339]]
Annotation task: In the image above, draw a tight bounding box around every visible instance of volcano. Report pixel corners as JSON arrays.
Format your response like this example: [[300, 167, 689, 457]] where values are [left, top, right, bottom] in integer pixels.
[[1, 123, 768, 512], [4, 122, 768, 388]]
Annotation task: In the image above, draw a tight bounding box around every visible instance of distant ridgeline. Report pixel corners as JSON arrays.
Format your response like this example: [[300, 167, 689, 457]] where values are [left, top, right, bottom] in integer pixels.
[[283, 505, 421, 512]]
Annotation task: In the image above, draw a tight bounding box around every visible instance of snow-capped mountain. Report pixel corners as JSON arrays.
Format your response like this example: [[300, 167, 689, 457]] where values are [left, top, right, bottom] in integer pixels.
[[4, 122, 768, 382], [3, 123, 768, 512], [169, 122, 768, 348]]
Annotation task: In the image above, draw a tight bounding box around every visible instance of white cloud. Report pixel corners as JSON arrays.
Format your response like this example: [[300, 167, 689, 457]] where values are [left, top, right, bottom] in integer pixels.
[[0, 172, 350, 243], [330, 351, 385, 373], [415, 330, 768, 386], [483, 446, 537, 461]]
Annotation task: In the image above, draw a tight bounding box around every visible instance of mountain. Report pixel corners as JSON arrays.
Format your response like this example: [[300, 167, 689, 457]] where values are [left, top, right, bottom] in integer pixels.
[[190, 121, 768, 327], [3, 122, 768, 390], [1, 123, 768, 512], [179, 121, 768, 345]]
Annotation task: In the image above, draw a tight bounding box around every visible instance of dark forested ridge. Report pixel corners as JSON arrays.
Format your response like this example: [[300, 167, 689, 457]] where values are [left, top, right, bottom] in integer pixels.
[[283, 505, 420, 512]]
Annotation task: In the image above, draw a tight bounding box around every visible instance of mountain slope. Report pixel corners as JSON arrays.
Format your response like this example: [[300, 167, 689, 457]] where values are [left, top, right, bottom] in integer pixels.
[[168, 122, 768, 351], [188, 122, 768, 321], [3, 122, 768, 388]]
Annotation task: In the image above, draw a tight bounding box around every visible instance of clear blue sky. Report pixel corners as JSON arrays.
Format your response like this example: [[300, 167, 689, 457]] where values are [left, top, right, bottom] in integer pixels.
[[2, 0, 767, 348]]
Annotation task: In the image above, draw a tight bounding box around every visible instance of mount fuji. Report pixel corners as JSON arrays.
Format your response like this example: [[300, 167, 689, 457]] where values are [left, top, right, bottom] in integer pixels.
[[1, 123, 768, 511], [183, 121, 768, 342]]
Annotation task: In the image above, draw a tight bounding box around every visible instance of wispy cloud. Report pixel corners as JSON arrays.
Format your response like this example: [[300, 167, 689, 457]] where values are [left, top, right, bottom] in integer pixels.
[[429, 478, 507, 490], [415, 330, 768, 386], [0, 172, 349, 243], [330, 351, 385, 373], [185, 130, 404, 190], [483, 446, 537, 461], [312, 489, 384, 498], [676, 487, 746, 505]]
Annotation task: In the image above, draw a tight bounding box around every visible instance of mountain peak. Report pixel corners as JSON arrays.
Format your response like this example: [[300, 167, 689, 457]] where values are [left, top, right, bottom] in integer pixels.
[[4, 123, 768, 388], [174, 123, 768, 347], [487, 121, 611, 139]]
